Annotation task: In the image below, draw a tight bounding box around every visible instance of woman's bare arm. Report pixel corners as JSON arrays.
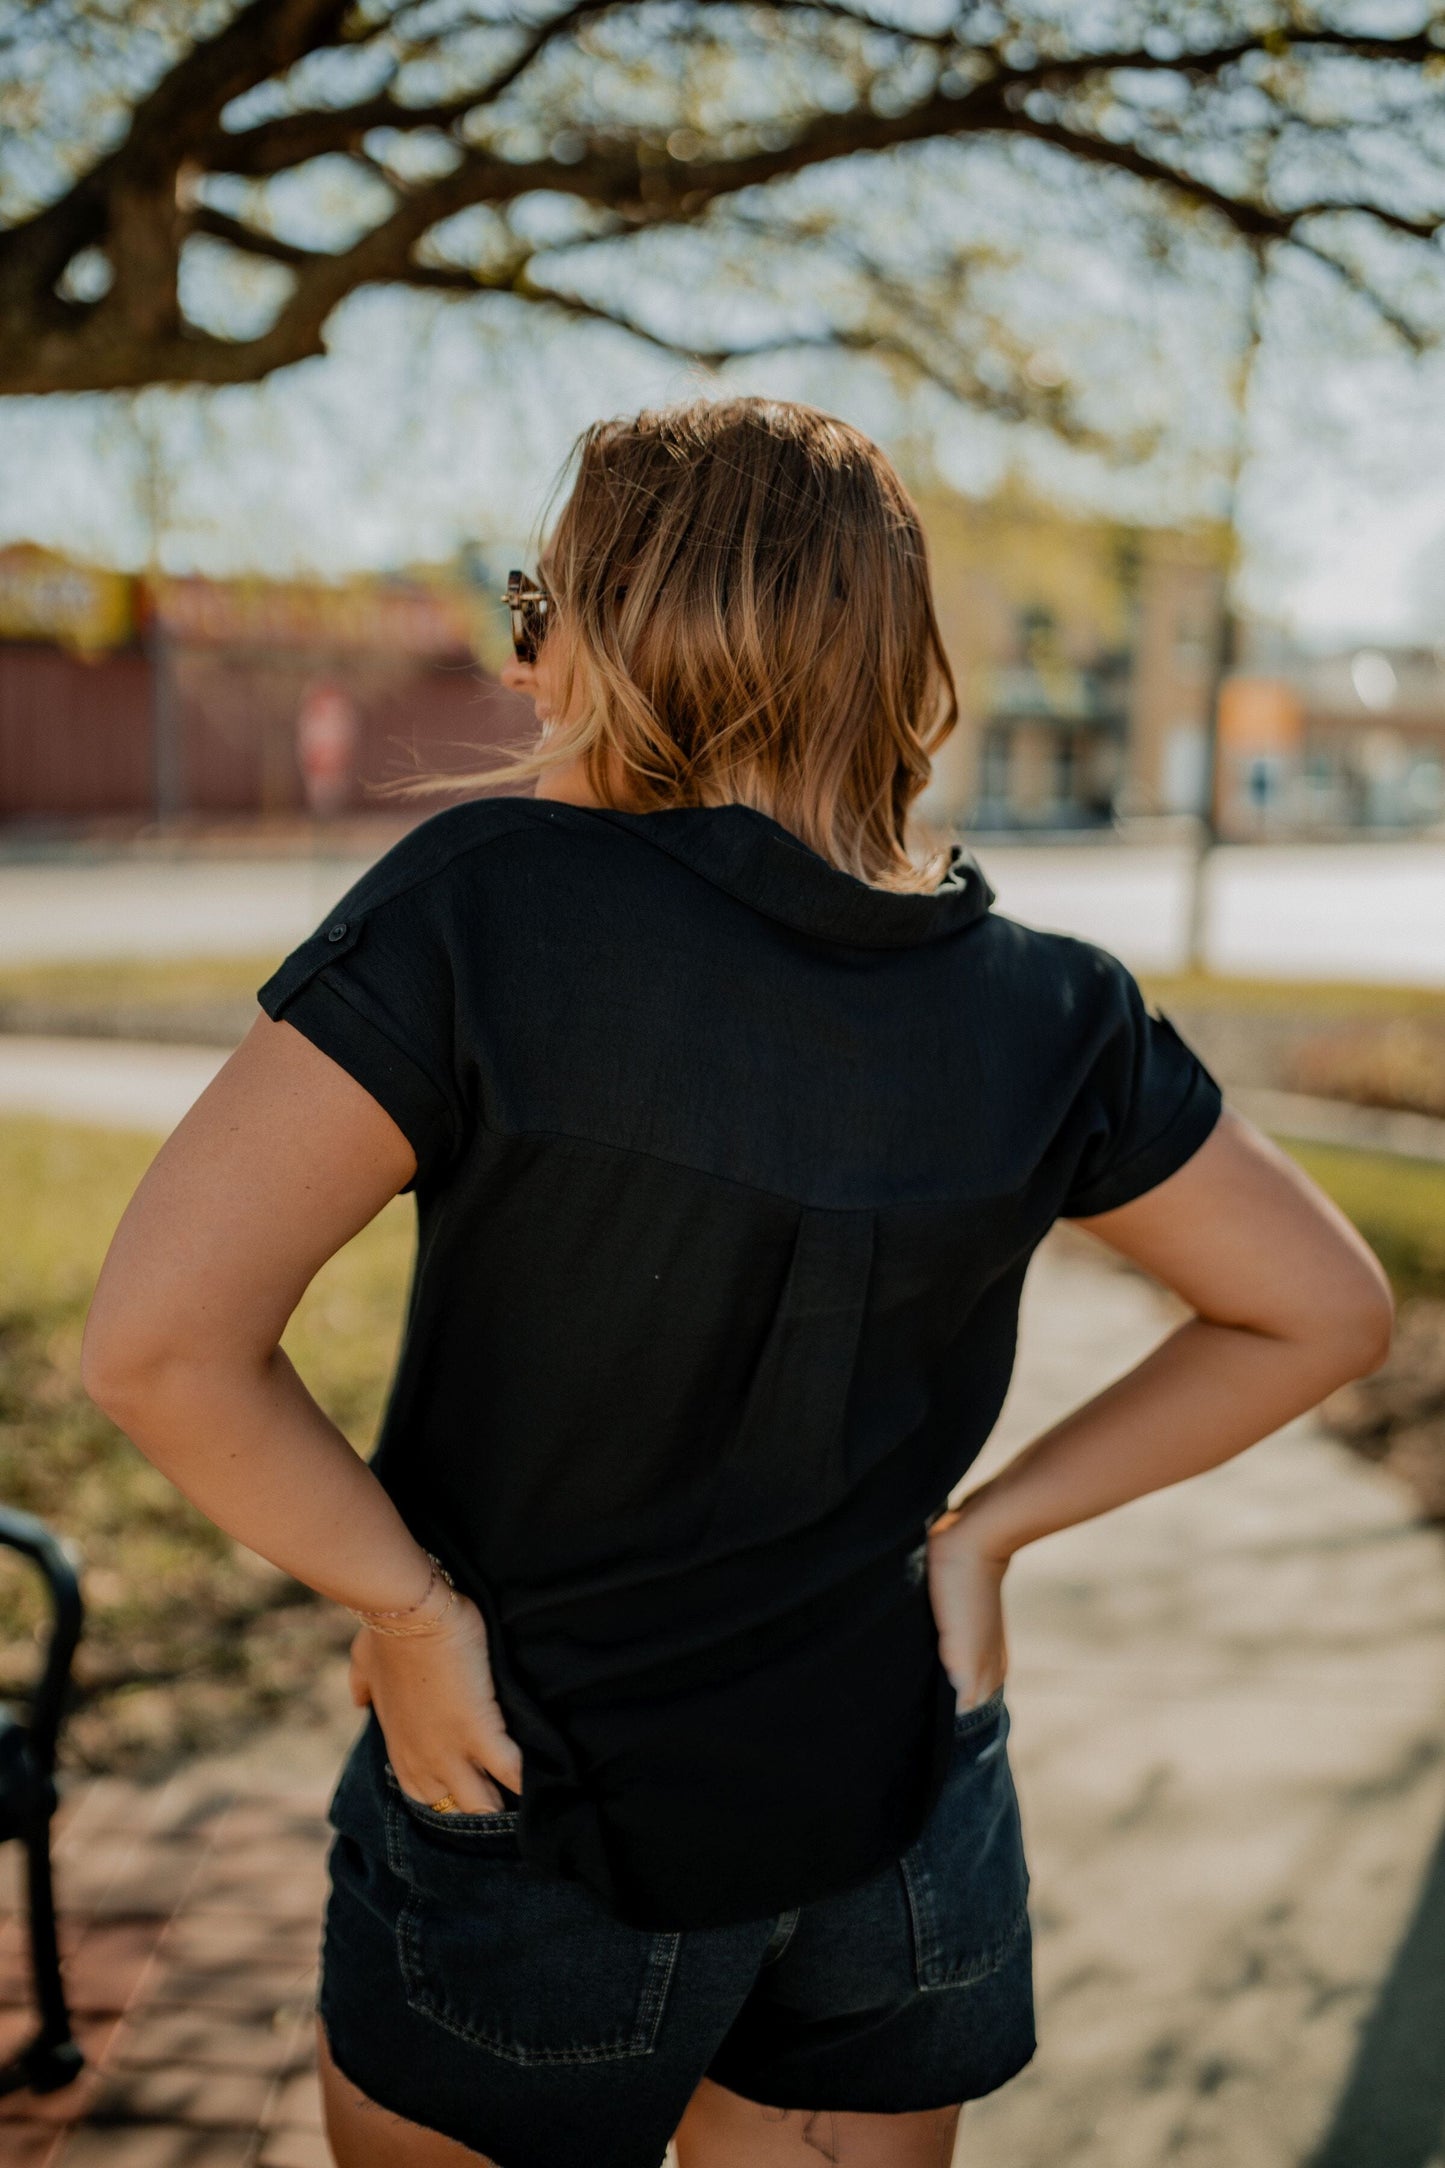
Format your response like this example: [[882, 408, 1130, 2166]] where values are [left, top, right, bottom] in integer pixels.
[[928, 1108, 1395, 1709], [81, 1008, 523, 1809]]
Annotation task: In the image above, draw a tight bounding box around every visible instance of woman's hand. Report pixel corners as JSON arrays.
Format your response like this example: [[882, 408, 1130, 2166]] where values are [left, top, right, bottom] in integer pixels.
[[926, 1501, 1010, 1714], [349, 1593, 525, 1813]]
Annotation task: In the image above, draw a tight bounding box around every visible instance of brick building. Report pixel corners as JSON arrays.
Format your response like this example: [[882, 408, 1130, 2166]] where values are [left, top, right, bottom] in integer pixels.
[[0, 545, 531, 831], [1213, 640, 1445, 836], [8, 525, 1440, 842], [915, 494, 1226, 832]]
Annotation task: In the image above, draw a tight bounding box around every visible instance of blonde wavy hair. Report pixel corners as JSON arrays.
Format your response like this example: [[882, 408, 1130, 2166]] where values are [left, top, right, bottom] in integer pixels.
[[405, 397, 960, 893]]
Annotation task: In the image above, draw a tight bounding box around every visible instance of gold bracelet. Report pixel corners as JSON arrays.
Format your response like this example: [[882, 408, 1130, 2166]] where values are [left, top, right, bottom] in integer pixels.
[[347, 1553, 458, 1636], [354, 1553, 438, 1620], [361, 1584, 459, 1637]]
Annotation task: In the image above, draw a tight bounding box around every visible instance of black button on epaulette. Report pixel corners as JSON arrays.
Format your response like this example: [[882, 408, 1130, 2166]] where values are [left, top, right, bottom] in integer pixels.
[[326, 921, 349, 942]]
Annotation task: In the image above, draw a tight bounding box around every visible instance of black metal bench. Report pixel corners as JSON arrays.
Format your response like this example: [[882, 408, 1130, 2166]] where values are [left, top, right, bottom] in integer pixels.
[[0, 1504, 85, 2096]]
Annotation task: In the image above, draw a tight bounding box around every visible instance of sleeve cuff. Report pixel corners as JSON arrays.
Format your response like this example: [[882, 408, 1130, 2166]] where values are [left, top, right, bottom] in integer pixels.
[[1064, 1068, 1224, 1218], [260, 971, 455, 1191]]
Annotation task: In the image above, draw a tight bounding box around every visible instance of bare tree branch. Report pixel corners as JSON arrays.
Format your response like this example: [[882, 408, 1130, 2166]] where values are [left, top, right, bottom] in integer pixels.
[[1290, 233, 1432, 350], [0, 0, 354, 298], [206, 0, 621, 176], [190, 202, 331, 267], [1, 1, 1441, 397]]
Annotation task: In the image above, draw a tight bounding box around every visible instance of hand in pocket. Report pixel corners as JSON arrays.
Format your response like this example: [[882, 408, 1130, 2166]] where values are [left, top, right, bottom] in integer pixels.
[[925, 1507, 1009, 1714], [349, 1592, 524, 1813]]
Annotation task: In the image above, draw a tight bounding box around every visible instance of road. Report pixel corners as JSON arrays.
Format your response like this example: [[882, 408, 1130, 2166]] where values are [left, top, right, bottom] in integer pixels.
[[996, 837, 1445, 983], [0, 1035, 227, 1128], [1, 836, 1443, 981]]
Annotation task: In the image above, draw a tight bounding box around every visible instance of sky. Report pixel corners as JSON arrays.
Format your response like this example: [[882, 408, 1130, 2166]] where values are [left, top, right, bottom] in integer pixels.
[[2, 267, 1445, 652]]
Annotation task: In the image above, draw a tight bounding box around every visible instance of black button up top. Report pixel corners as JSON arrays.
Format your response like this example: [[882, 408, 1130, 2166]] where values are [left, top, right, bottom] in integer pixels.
[[258, 796, 1222, 1930]]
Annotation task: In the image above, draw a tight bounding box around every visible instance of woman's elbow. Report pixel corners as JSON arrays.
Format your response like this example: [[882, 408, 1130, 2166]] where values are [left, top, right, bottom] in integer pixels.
[[82, 1290, 273, 1425], [80, 1304, 154, 1422], [80, 1300, 200, 1424]]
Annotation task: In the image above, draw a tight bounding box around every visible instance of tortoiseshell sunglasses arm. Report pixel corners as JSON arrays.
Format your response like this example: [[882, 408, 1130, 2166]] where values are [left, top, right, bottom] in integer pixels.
[[501, 570, 552, 664]]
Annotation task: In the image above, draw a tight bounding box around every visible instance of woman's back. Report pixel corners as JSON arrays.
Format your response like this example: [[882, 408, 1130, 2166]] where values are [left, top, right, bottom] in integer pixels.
[[84, 396, 1393, 2168], [258, 790, 1219, 1926]]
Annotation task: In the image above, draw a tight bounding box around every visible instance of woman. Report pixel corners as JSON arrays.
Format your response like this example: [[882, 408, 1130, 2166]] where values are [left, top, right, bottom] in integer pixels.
[[82, 398, 1392, 2168]]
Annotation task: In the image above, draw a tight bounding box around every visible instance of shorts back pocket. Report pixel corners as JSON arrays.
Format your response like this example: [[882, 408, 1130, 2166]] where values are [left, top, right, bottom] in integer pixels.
[[381, 1763, 680, 2065], [898, 1687, 1031, 1990]]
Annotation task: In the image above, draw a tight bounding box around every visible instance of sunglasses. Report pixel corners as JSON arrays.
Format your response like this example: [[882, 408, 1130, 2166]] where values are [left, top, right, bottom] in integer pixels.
[[501, 569, 552, 664]]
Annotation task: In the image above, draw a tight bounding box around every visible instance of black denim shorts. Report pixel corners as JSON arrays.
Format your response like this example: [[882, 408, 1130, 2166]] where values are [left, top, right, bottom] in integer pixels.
[[317, 1688, 1035, 2168]]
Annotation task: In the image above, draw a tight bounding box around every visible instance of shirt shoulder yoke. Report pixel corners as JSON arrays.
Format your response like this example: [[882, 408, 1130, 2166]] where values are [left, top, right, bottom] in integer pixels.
[[334, 795, 561, 920]]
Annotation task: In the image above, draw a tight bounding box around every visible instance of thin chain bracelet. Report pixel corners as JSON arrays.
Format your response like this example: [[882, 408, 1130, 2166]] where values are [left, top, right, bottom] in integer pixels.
[[363, 1585, 459, 1637], [346, 1552, 458, 1636], [353, 1551, 443, 1619]]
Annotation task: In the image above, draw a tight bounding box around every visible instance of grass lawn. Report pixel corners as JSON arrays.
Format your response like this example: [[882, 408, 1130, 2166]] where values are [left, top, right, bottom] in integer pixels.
[[1, 1115, 412, 1777], [3, 1104, 1439, 1779], [0, 954, 281, 1047], [1138, 971, 1445, 1017], [0, 955, 283, 1010], [1279, 1141, 1445, 1301]]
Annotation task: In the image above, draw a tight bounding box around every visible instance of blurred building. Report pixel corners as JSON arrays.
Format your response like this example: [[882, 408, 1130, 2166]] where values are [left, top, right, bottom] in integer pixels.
[[7, 531, 1443, 842], [0, 544, 529, 832], [1212, 639, 1445, 837], [917, 495, 1226, 832], [916, 496, 1445, 837]]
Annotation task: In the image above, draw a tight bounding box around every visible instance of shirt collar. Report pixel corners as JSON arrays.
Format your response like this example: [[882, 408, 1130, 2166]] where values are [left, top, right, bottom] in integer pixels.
[[554, 801, 995, 950]]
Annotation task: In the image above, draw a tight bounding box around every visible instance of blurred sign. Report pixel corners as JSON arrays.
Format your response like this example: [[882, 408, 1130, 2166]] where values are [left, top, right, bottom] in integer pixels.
[[0, 544, 133, 654], [1218, 675, 1305, 754], [296, 681, 358, 818], [148, 575, 476, 658], [1217, 676, 1306, 832]]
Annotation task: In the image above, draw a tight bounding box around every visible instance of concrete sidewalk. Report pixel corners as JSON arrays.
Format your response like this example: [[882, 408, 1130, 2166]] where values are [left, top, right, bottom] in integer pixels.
[[1, 1247, 1441, 2162], [971, 1232, 1445, 2168], [0, 1038, 227, 1131]]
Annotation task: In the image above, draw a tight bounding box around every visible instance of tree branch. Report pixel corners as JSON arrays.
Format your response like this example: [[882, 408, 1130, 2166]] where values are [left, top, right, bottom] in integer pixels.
[[3, 3, 1443, 395], [0, 0, 354, 298], [203, 6, 1445, 187], [1282, 196, 1444, 243], [190, 204, 332, 268], [1290, 235, 1431, 352], [208, 0, 627, 176], [515, 275, 1138, 451]]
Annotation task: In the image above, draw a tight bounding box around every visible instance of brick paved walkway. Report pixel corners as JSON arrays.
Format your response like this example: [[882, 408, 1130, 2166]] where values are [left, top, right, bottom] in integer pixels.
[[0, 1758, 332, 2167]]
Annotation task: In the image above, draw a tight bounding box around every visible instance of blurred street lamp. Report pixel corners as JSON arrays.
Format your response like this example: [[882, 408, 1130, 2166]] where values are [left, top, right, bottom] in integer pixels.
[[1183, 246, 1269, 973]]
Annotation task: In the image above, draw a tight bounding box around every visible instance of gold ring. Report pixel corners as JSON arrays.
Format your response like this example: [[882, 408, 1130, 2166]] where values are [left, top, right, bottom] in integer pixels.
[[429, 1792, 460, 1813]]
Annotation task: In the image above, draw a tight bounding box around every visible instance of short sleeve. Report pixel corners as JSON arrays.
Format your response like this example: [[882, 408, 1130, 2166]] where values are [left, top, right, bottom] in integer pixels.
[[1062, 955, 1223, 1218], [256, 886, 462, 1195]]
